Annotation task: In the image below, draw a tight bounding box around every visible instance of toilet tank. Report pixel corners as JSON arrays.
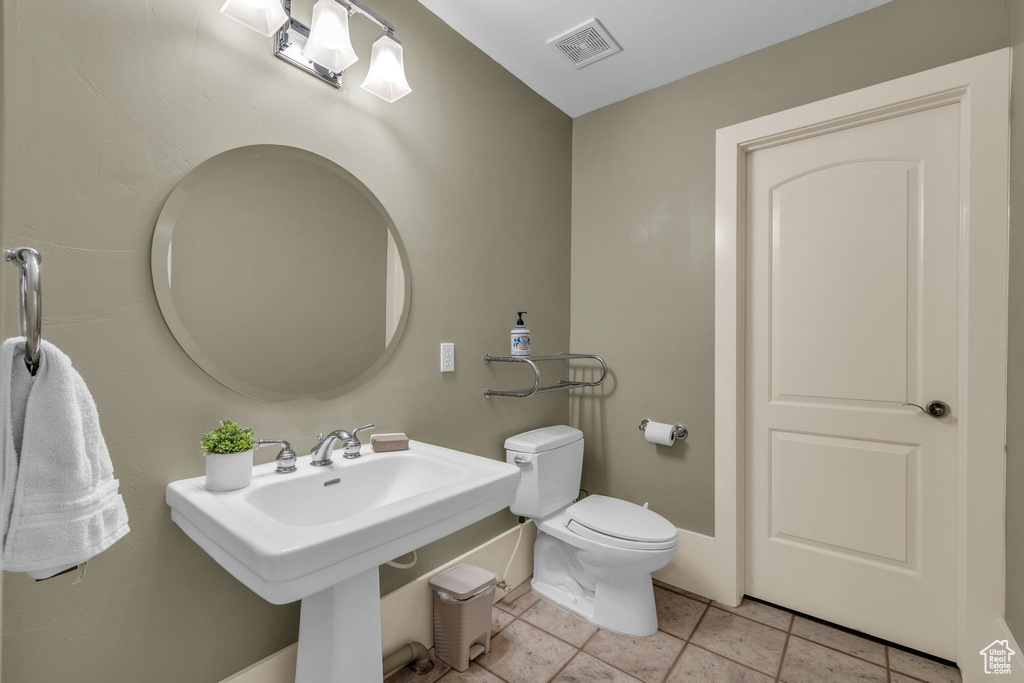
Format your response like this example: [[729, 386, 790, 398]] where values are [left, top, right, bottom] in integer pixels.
[[505, 426, 584, 518]]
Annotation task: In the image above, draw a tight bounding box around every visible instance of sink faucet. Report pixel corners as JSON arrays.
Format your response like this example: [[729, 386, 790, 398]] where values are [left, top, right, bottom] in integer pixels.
[[309, 423, 375, 466], [255, 439, 298, 473]]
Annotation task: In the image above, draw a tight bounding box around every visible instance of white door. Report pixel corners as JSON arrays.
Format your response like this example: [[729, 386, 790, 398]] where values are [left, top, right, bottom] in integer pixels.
[[744, 102, 961, 658]]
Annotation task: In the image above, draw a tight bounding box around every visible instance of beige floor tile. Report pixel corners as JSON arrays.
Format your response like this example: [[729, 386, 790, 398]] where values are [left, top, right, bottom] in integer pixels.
[[780, 636, 887, 683], [654, 578, 712, 603], [520, 598, 598, 647], [712, 597, 793, 631], [552, 652, 644, 682], [583, 628, 685, 683], [690, 607, 789, 676], [888, 648, 962, 683], [655, 586, 708, 640], [666, 645, 775, 683], [496, 580, 541, 616], [475, 620, 577, 683], [386, 648, 452, 683], [438, 662, 504, 683], [892, 675, 928, 683], [491, 606, 514, 635], [790, 617, 887, 666]]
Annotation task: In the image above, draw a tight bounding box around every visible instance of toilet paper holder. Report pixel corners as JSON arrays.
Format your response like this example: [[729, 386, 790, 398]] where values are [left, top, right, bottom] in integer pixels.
[[638, 418, 688, 441]]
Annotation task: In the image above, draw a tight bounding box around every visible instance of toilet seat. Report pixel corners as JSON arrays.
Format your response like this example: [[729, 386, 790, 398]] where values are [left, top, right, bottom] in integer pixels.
[[562, 495, 678, 551]]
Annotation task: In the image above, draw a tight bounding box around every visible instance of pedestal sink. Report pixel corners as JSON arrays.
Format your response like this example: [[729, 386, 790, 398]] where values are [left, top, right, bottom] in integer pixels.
[[166, 441, 520, 682]]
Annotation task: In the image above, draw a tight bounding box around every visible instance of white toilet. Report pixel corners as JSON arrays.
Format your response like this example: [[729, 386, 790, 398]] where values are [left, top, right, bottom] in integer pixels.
[[505, 425, 679, 637]]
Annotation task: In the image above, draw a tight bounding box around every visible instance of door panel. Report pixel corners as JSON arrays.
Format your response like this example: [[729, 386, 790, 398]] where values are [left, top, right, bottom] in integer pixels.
[[771, 161, 918, 403], [768, 430, 917, 566], [745, 103, 959, 658]]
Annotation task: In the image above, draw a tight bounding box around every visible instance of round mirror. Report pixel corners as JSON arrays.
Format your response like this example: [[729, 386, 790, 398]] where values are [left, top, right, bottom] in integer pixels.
[[151, 145, 410, 404]]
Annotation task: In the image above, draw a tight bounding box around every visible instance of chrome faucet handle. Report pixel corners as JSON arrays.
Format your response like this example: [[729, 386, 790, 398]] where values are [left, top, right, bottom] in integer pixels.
[[351, 423, 374, 437], [256, 439, 297, 473], [342, 423, 375, 458]]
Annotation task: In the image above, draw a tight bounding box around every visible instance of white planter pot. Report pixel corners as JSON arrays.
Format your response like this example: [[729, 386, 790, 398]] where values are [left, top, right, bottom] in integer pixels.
[[205, 449, 254, 491]]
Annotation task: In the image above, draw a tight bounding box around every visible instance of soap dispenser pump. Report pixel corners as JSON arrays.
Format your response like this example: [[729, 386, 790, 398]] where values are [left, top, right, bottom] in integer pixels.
[[511, 312, 530, 357]]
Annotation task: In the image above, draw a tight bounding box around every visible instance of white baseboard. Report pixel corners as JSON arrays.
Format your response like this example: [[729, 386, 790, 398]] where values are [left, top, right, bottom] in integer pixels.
[[1000, 618, 1023, 662], [960, 617, 1024, 683], [222, 522, 537, 683], [222, 645, 297, 683], [998, 619, 1024, 682], [653, 527, 724, 604]]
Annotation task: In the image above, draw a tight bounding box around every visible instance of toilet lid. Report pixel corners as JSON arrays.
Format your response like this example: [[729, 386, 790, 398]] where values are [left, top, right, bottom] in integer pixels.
[[562, 495, 677, 545]]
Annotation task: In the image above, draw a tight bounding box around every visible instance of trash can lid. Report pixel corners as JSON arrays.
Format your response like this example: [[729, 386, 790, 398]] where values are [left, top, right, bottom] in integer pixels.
[[429, 564, 496, 599]]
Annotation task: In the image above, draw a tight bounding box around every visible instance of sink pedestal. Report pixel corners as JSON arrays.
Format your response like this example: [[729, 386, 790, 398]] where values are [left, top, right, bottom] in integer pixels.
[[295, 568, 383, 683]]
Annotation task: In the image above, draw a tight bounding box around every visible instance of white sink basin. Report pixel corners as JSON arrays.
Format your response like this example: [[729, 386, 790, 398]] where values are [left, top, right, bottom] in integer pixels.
[[246, 453, 473, 527], [166, 441, 520, 605]]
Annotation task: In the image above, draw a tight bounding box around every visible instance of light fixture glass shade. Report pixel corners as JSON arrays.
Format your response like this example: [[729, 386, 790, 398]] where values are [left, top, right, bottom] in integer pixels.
[[301, 0, 359, 74], [361, 34, 412, 103], [220, 0, 289, 37]]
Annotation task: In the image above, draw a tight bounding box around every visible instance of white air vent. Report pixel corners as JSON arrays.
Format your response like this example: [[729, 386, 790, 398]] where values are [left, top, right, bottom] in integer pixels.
[[549, 18, 621, 69]]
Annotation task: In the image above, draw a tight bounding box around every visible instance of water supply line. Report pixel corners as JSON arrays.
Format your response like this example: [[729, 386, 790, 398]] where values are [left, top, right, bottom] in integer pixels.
[[495, 523, 526, 591]]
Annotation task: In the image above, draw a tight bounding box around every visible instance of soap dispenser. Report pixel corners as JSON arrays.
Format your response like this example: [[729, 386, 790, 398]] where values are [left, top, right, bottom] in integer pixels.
[[511, 312, 530, 357]]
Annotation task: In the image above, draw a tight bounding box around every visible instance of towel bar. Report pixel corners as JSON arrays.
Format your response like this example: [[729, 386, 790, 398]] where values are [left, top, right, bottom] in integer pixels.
[[483, 353, 607, 398], [3, 247, 42, 375]]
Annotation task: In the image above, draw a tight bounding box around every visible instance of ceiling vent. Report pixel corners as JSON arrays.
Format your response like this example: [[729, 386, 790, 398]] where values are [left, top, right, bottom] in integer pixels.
[[549, 18, 621, 69]]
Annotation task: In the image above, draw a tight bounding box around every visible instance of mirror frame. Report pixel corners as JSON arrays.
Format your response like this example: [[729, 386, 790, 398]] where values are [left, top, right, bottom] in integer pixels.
[[151, 144, 412, 404]]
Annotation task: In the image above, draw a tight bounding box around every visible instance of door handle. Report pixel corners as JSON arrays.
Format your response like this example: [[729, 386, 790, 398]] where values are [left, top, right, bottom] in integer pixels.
[[904, 400, 950, 418]]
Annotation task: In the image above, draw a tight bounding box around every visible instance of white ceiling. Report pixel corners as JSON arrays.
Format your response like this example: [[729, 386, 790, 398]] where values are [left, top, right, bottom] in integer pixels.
[[417, 0, 892, 118]]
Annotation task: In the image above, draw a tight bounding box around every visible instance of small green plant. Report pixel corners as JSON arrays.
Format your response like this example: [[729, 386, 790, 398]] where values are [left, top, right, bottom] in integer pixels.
[[201, 420, 257, 455]]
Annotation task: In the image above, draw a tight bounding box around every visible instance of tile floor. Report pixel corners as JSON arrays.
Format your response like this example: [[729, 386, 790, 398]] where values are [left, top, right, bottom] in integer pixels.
[[387, 578, 962, 683]]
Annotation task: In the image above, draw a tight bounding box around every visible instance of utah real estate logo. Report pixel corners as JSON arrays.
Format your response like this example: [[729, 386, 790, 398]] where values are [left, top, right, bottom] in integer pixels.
[[980, 640, 1016, 675]]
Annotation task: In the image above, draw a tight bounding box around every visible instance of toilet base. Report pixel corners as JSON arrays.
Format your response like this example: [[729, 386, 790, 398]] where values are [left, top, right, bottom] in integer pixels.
[[531, 573, 659, 636], [531, 528, 666, 637]]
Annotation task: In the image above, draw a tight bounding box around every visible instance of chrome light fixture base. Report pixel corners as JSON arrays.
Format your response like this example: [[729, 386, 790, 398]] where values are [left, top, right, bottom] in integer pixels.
[[270, 0, 399, 90], [274, 0, 342, 88]]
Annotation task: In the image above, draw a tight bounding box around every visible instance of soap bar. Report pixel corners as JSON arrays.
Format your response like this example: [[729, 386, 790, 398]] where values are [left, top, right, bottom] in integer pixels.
[[371, 433, 409, 452]]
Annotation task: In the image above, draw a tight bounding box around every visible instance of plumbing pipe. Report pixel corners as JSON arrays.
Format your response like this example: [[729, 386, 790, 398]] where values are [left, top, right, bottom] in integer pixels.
[[383, 641, 433, 678], [386, 550, 418, 570]]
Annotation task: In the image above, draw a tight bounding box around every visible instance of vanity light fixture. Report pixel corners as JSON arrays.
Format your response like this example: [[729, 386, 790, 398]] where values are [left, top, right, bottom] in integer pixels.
[[220, 0, 289, 37], [361, 33, 412, 103], [220, 0, 411, 102], [302, 0, 359, 74]]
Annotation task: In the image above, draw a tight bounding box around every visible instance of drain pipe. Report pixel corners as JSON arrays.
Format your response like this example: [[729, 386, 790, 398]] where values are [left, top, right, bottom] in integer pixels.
[[383, 641, 433, 678]]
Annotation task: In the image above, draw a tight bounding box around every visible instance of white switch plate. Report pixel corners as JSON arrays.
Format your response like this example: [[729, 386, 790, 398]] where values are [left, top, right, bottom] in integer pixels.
[[440, 343, 455, 372]]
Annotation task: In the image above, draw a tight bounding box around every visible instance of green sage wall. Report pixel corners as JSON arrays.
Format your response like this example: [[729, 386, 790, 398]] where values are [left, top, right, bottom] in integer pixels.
[[570, 0, 1011, 536], [0, 1, 571, 681], [4, 0, 1022, 681]]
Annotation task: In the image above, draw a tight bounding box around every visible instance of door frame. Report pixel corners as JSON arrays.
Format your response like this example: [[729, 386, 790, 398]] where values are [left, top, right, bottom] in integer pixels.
[[713, 49, 1011, 671]]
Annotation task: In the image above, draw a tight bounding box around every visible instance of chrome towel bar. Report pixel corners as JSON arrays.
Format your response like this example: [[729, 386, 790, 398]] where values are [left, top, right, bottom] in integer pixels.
[[484, 353, 607, 398], [3, 247, 42, 375]]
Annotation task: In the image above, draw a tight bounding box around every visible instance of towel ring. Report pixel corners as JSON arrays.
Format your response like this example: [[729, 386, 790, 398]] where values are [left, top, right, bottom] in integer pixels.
[[4, 247, 42, 375]]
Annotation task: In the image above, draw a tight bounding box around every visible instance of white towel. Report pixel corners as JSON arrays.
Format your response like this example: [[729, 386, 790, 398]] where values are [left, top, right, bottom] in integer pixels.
[[1, 337, 129, 579]]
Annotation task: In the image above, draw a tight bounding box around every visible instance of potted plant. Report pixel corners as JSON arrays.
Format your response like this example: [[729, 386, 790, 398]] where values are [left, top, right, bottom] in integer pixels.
[[201, 419, 257, 491]]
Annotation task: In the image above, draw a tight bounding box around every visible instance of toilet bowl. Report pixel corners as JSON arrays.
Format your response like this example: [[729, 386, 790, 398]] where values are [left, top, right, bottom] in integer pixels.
[[505, 426, 679, 637]]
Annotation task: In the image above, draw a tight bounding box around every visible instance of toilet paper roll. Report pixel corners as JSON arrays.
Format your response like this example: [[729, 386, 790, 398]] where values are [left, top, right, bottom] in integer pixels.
[[644, 421, 676, 446]]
